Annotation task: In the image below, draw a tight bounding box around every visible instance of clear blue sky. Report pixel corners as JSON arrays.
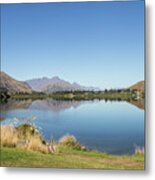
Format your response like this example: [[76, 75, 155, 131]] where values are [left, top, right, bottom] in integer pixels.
[[1, 1, 144, 89]]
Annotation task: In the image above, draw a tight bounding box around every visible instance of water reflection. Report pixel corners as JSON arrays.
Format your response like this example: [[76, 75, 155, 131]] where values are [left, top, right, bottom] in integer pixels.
[[0, 99, 144, 154], [0, 99, 32, 112], [29, 99, 86, 111], [128, 98, 144, 110], [0, 98, 144, 113]]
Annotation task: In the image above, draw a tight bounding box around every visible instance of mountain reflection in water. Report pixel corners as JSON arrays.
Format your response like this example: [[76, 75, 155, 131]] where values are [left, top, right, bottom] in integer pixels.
[[0, 98, 144, 113], [0, 98, 144, 155]]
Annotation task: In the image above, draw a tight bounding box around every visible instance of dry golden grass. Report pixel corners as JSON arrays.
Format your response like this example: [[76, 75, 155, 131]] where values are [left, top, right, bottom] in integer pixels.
[[59, 135, 86, 150], [1, 125, 18, 147], [59, 135, 77, 146], [1, 125, 49, 153], [25, 136, 48, 153], [1, 125, 83, 154]]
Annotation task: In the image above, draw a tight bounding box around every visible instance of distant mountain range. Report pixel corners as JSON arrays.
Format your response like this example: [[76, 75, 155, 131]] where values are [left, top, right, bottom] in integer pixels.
[[0, 72, 32, 94], [26, 76, 99, 93], [0, 72, 99, 93], [0, 71, 144, 94]]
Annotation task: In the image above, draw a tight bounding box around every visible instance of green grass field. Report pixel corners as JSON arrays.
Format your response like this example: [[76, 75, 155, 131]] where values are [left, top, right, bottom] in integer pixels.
[[1, 146, 144, 170]]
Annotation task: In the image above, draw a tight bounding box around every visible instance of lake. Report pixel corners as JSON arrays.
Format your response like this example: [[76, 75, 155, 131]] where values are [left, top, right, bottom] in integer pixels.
[[0, 99, 144, 155]]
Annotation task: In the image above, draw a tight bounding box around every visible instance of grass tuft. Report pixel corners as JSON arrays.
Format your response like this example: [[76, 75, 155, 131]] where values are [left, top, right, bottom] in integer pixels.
[[135, 146, 144, 155], [1, 125, 49, 153], [1, 125, 18, 147], [59, 135, 86, 151]]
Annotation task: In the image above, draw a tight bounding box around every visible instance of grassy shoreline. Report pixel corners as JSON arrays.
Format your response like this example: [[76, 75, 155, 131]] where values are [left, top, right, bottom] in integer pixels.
[[1, 146, 144, 169], [1, 124, 144, 169]]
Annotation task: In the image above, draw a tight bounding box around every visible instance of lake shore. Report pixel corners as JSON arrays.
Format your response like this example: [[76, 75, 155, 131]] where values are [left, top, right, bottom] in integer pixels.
[[1, 124, 144, 170]]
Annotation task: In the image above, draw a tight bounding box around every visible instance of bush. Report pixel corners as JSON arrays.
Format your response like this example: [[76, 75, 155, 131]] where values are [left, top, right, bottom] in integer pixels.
[[59, 135, 76, 146], [16, 124, 40, 139], [59, 135, 86, 151]]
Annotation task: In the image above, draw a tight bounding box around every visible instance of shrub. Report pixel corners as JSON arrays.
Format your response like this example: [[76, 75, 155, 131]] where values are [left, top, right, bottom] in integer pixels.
[[59, 135, 77, 147], [16, 124, 40, 139], [59, 135, 86, 151]]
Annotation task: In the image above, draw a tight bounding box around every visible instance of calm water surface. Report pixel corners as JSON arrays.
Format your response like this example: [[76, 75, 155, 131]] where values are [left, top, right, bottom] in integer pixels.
[[1, 99, 144, 155]]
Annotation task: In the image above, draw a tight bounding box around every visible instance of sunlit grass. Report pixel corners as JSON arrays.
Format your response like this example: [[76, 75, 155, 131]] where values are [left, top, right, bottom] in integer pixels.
[[1, 147, 144, 169]]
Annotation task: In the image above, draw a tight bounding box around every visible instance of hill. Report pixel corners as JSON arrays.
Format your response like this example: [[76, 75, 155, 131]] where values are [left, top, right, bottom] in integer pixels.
[[0, 71, 32, 94], [128, 80, 144, 92]]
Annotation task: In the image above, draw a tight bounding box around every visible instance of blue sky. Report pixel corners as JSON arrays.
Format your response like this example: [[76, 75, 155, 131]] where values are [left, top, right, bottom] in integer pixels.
[[1, 1, 144, 89]]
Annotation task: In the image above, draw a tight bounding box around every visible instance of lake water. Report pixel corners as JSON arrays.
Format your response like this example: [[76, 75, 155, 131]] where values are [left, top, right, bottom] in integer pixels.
[[0, 99, 144, 155]]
